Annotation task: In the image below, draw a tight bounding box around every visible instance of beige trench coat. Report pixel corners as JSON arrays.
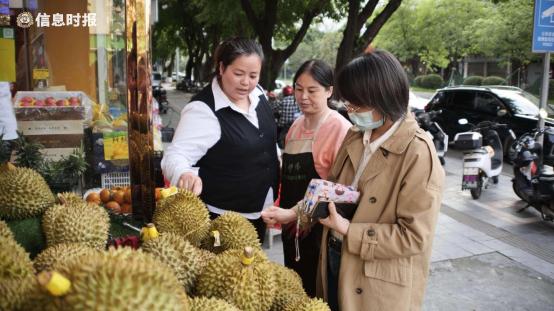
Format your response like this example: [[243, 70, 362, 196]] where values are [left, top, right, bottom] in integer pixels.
[[316, 117, 445, 311]]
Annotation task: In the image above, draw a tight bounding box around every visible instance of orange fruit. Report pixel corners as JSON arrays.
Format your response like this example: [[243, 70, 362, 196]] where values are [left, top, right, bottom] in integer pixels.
[[112, 191, 125, 205], [124, 189, 132, 203], [86, 192, 101, 205], [120, 203, 132, 214], [105, 201, 121, 214], [155, 188, 161, 201], [99, 189, 112, 203]]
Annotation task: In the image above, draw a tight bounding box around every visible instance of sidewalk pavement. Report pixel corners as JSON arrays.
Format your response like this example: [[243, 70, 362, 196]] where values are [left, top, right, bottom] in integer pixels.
[[263, 210, 554, 310]]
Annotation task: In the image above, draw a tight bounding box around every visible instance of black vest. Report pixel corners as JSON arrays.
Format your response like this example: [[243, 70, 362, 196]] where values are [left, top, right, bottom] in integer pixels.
[[193, 84, 279, 213]]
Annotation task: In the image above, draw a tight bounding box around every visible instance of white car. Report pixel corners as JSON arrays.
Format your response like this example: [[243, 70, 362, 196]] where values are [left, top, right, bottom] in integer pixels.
[[409, 91, 429, 111]]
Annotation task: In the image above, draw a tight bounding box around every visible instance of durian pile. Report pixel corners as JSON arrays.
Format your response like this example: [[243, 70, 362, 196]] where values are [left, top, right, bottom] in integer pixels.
[[0, 166, 331, 311]]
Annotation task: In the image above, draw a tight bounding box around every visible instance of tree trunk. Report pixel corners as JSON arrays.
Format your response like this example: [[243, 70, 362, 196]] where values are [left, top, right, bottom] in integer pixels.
[[240, 0, 327, 90], [163, 52, 175, 77], [185, 57, 193, 80], [335, 0, 361, 72], [410, 57, 420, 76], [260, 50, 286, 91]]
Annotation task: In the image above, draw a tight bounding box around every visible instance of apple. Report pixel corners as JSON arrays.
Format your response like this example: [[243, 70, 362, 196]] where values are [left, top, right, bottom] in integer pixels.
[[45, 97, 56, 106], [35, 100, 46, 107], [21, 96, 34, 103], [55, 99, 68, 106], [19, 101, 32, 107], [68, 96, 80, 106]]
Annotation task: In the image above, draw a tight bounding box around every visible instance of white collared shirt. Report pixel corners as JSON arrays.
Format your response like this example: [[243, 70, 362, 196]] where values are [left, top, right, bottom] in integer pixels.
[[351, 119, 403, 188], [161, 78, 273, 219]]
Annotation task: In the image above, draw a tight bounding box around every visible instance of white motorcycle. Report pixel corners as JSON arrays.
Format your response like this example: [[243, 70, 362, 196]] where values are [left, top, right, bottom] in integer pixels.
[[453, 119, 516, 199]]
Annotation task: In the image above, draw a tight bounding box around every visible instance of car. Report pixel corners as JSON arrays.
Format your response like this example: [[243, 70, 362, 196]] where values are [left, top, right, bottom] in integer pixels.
[[409, 91, 429, 111], [424, 85, 554, 153], [151, 72, 162, 87]]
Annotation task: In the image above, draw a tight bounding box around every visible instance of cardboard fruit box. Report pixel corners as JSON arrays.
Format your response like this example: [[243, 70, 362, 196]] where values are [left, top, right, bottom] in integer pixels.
[[13, 91, 93, 160]]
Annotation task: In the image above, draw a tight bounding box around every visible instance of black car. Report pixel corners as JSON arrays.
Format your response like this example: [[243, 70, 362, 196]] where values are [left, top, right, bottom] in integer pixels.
[[425, 86, 554, 153]]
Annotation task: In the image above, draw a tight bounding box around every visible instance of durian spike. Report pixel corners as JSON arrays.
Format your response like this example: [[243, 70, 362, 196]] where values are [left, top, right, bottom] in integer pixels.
[[0, 162, 16, 172], [241, 246, 255, 266], [37, 271, 71, 297]]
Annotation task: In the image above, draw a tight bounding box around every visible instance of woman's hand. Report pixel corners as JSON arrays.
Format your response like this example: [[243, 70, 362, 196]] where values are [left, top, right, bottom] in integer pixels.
[[261, 206, 297, 226], [319, 202, 350, 235], [177, 172, 202, 195]]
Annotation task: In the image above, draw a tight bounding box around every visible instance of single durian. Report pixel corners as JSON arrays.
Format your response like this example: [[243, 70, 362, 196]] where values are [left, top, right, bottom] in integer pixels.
[[141, 231, 202, 294], [56, 192, 85, 205], [0, 219, 14, 240], [42, 204, 65, 245], [153, 189, 210, 246], [33, 243, 96, 272], [196, 247, 276, 311], [42, 202, 109, 249], [189, 297, 241, 311], [24, 247, 190, 311], [196, 247, 216, 276], [0, 235, 36, 310], [284, 297, 331, 311], [201, 212, 261, 253], [269, 261, 308, 311], [0, 163, 56, 220]]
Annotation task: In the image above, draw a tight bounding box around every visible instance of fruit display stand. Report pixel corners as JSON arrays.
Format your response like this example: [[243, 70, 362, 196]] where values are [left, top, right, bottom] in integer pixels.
[[13, 91, 93, 161]]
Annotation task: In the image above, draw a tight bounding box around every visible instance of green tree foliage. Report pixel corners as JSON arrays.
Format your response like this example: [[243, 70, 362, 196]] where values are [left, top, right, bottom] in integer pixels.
[[415, 0, 488, 71], [287, 29, 342, 76], [375, 0, 488, 72], [469, 0, 537, 66], [238, 0, 334, 89]]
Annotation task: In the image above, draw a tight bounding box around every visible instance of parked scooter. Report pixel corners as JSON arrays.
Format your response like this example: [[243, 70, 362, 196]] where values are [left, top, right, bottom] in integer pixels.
[[176, 78, 203, 94], [510, 128, 554, 221], [454, 119, 516, 199], [153, 85, 169, 114], [415, 110, 448, 165]]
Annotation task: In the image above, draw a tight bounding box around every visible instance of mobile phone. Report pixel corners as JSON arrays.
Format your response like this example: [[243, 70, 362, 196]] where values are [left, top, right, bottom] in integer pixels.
[[310, 201, 357, 220]]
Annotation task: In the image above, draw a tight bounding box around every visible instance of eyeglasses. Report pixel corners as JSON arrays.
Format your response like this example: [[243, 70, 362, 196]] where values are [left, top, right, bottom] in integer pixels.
[[343, 102, 361, 113]]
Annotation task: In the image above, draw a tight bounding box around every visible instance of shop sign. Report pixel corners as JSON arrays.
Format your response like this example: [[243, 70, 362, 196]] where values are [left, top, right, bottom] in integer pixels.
[[103, 131, 129, 160], [32, 69, 49, 80], [533, 0, 554, 52]]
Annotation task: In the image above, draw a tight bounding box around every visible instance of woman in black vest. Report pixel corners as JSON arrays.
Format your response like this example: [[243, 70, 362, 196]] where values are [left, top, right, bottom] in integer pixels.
[[161, 38, 279, 242]]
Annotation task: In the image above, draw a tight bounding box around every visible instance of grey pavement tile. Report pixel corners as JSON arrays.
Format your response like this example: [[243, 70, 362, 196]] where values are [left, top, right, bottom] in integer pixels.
[[438, 245, 473, 260], [480, 239, 519, 253], [518, 259, 554, 280], [461, 229, 496, 242], [457, 241, 494, 256], [430, 251, 448, 263]]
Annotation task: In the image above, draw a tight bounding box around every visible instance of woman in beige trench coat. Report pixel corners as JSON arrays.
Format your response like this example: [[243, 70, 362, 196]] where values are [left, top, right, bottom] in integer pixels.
[[262, 49, 445, 311]]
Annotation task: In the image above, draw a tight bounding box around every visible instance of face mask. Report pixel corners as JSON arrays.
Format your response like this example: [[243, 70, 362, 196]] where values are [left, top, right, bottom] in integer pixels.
[[348, 110, 384, 131]]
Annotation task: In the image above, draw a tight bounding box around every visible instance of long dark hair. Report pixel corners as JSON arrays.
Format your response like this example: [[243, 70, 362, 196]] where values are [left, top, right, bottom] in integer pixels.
[[213, 37, 264, 81], [336, 49, 409, 121]]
